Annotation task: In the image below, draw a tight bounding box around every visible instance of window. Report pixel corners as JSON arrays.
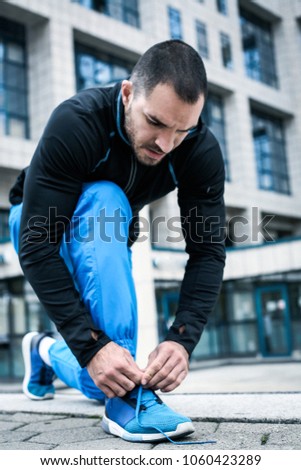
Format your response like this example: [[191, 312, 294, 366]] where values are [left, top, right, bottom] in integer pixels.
[[240, 9, 278, 88], [0, 17, 28, 138], [168, 7, 182, 40], [75, 43, 134, 90], [216, 0, 227, 15], [196, 20, 209, 59], [261, 213, 296, 243], [72, 0, 140, 28], [0, 209, 10, 244], [220, 32, 233, 69], [252, 110, 290, 194], [202, 93, 230, 181], [0, 278, 54, 379]]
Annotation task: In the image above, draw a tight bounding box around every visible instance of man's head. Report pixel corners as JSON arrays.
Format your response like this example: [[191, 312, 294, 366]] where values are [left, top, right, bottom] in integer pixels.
[[121, 40, 207, 166]]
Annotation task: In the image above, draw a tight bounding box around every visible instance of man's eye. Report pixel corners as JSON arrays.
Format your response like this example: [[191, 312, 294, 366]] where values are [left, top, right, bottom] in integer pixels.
[[147, 117, 160, 126]]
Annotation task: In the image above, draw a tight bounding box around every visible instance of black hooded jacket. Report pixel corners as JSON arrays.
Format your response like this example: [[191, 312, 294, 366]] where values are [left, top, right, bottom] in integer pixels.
[[9, 82, 226, 367]]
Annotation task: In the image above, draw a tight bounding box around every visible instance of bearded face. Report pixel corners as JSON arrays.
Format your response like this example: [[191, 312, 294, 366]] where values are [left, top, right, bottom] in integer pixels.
[[122, 82, 205, 167]]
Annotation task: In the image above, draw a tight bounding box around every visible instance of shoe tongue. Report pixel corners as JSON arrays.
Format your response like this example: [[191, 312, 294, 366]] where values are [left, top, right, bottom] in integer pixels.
[[139, 388, 159, 407], [129, 387, 158, 407]]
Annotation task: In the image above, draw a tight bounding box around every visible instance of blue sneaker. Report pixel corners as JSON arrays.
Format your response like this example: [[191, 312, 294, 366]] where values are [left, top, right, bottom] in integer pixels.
[[101, 386, 194, 442], [22, 332, 55, 400]]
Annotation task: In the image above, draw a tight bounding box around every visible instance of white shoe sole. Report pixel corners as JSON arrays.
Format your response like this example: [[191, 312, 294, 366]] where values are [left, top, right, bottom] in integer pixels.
[[101, 414, 195, 442], [22, 332, 54, 401]]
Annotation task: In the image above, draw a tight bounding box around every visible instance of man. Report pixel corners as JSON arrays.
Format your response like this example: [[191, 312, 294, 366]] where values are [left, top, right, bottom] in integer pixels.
[[9, 40, 225, 443]]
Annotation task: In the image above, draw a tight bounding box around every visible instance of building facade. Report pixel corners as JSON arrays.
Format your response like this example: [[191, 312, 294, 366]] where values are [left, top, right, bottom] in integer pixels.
[[1, 0, 301, 379]]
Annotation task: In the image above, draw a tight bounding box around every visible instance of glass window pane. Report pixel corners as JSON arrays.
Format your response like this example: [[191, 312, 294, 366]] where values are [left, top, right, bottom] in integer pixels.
[[9, 117, 26, 138], [0, 62, 3, 84], [229, 323, 258, 353], [202, 93, 230, 181], [168, 7, 183, 40], [0, 18, 29, 138], [5, 63, 26, 89], [7, 90, 26, 115], [11, 337, 24, 378], [7, 42, 24, 63], [27, 303, 41, 331], [95, 60, 111, 84], [76, 0, 140, 27], [261, 173, 273, 189], [0, 41, 4, 60], [112, 64, 129, 81], [11, 297, 26, 334], [125, 12, 138, 27], [0, 209, 10, 241], [75, 43, 133, 90], [196, 21, 209, 58], [217, 0, 227, 15], [232, 291, 256, 321], [107, 3, 122, 20], [211, 102, 222, 120], [252, 110, 290, 194], [0, 294, 9, 337], [240, 8, 278, 87], [0, 112, 5, 135], [0, 87, 4, 108], [221, 33, 233, 69], [79, 54, 94, 80], [81, 0, 93, 7], [0, 349, 9, 377]]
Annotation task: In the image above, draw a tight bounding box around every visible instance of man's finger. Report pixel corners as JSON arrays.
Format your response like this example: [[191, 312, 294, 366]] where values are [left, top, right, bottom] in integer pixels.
[[141, 357, 170, 386], [143, 361, 176, 388], [141, 364, 161, 385], [156, 368, 188, 392]]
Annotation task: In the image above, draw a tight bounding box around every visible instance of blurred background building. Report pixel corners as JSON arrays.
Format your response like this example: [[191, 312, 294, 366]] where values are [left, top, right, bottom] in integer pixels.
[[1, 0, 301, 379]]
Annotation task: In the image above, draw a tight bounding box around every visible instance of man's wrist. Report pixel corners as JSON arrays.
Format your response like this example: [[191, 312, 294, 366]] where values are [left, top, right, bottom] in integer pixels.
[[162, 339, 189, 359]]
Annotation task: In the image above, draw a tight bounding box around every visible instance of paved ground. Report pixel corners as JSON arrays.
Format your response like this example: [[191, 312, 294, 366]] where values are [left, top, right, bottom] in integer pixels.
[[0, 361, 300, 450]]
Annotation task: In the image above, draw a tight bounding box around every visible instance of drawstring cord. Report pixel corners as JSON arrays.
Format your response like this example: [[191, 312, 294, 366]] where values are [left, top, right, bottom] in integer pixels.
[[135, 385, 217, 446]]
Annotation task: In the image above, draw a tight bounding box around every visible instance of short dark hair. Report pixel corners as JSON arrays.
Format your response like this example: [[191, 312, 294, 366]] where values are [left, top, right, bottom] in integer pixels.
[[130, 40, 207, 103]]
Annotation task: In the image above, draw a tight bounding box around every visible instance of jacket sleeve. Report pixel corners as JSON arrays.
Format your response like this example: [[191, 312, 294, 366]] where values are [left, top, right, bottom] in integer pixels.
[[18, 100, 112, 367], [165, 130, 226, 356]]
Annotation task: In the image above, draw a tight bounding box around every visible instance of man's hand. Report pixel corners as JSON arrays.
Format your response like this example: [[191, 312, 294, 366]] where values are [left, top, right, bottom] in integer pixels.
[[87, 342, 143, 398], [141, 341, 189, 393]]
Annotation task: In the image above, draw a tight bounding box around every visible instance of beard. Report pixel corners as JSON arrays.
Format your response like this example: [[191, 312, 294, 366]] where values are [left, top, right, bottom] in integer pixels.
[[124, 107, 165, 167]]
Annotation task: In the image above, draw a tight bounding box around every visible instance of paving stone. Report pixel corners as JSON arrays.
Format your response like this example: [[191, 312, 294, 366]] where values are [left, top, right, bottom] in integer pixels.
[[57, 437, 153, 450], [207, 422, 301, 450], [154, 422, 218, 450], [0, 392, 104, 417], [261, 443, 301, 450], [9, 413, 68, 423], [0, 413, 16, 420], [0, 430, 38, 444], [0, 441, 54, 450], [22, 417, 101, 433], [29, 426, 108, 445], [163, 393, 301, 422], [263, 424, 301, 449], [0, 421, 25, 431]]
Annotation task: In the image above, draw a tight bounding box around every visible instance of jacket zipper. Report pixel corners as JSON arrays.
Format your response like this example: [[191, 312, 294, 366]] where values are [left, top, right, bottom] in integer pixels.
[[124, 154, 137, 195]]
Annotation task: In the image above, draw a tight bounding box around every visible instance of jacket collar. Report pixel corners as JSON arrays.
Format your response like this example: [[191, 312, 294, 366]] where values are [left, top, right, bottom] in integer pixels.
[[111, 82, 130, 146]]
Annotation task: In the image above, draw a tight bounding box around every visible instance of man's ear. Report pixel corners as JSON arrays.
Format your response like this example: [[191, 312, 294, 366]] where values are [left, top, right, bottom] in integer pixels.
[[121, 80, 133, 107]]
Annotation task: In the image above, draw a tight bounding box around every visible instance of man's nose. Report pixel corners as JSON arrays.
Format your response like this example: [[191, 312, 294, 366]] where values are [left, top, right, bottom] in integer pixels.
[[155, 131, 176, 154]]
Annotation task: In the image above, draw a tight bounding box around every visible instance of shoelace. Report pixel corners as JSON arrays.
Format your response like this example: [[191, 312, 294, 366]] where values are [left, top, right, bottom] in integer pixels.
[[135, 385, 217, 446]]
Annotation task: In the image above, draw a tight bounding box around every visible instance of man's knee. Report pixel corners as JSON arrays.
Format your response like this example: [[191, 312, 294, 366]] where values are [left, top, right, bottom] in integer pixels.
[[82, 181, 130, 213]]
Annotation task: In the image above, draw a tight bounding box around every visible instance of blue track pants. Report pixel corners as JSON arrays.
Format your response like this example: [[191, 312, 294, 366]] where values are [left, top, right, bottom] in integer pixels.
[[9, 181, 138, 400]]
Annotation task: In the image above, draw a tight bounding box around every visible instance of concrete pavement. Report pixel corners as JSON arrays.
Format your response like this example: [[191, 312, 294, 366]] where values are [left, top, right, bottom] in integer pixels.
[[0, 361, 300, 450]]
